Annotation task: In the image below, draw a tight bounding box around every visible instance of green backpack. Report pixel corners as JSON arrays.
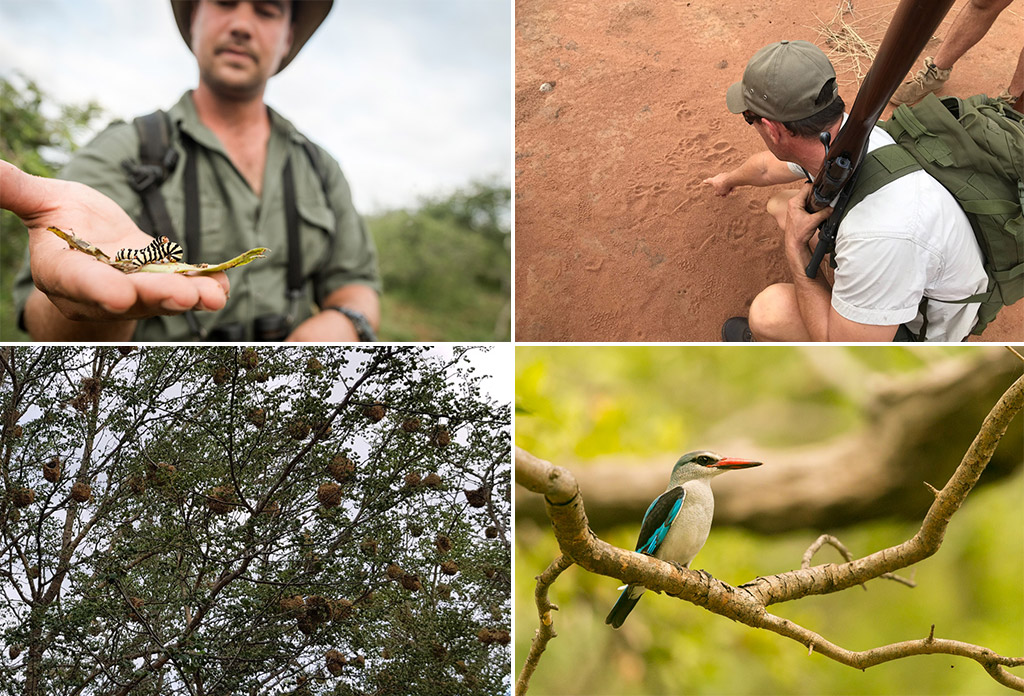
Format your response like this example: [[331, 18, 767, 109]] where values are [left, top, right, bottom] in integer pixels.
[[840, 93, 1024, 336]]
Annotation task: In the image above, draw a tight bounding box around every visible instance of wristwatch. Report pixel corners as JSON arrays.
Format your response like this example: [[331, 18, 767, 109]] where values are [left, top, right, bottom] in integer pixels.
[[323, 306, 377, 342]]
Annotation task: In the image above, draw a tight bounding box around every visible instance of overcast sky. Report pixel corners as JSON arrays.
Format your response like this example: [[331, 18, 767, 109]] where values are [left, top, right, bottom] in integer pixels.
[[0, 0, 511, 213]]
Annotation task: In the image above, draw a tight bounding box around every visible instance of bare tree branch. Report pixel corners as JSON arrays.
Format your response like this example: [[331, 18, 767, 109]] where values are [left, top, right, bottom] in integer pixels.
[[515, 555, 574, 696], [514, 368, 1024, 692]]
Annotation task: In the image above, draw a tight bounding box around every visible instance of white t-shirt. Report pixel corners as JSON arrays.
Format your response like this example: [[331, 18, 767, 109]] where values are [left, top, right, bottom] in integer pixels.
[[789, 124, 987, 341]]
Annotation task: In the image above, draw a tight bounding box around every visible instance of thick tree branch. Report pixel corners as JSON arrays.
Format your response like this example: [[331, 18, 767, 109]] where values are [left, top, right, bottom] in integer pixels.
[[514, 368, 1024, 692]]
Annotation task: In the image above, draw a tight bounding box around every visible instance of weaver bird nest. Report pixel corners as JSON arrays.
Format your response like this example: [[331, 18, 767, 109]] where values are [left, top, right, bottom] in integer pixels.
[[206, 485, 236, 514], [328, 454, 356, 483], [43, 458, 61, 483], [464, 487, 490, 508], [147, 462, 177, 487], [12, 488, 35, 508], [363, 402, 387, 423], [71, 482, 92, 503], [247, 407, 266, 428], [286, 418, 311, 441], [326, 649, 347, 676], [431, 426, 450, 448], [477, 627, 511, 645], [238, 348, 259, 370], [317, 482, 343, 508], [332, 598, 354, 621], [212, 367, 229, 385]]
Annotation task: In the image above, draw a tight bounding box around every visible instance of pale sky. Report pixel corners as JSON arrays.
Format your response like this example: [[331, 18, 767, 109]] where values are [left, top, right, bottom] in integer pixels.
[[0, 0, 511, 213]]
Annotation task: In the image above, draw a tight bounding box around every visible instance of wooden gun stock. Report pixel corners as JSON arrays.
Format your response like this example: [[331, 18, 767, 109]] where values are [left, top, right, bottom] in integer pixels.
[[805, 0, 956, 213]]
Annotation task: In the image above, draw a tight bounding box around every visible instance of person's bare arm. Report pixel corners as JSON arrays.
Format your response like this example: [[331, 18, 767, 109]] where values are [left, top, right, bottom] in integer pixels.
[[1, 160, 229, 340], [703, 150, 803, 196], [285, 284, 380, 342], [783, 184, 899, 342]]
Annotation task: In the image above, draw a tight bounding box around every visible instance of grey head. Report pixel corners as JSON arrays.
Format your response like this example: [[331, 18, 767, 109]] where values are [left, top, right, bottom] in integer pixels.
[[668, 450, 762, 486]]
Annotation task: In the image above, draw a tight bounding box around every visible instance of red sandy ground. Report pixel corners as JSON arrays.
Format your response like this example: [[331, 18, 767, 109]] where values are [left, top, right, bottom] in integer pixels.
[[514, 0, 1024, 341]]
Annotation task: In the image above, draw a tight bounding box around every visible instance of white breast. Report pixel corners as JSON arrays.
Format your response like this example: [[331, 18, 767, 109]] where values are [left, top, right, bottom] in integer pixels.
[[653, 480, 715, 567]]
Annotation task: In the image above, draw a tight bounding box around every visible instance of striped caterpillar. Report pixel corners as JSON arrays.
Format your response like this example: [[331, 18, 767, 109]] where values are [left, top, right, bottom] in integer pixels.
[[114, 236, 183, 268]]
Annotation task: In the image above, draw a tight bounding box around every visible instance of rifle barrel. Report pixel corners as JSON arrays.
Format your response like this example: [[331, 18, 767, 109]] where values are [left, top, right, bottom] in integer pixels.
[[805, 0, 956, 212]]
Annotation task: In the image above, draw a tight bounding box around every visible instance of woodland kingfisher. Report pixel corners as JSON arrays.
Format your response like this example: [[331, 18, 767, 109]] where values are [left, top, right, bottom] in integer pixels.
[[605, 450, 762, 628]]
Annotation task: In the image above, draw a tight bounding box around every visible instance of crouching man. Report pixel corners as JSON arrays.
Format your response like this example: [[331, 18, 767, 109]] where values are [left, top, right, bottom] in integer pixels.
[[704, 40, 986, 342]]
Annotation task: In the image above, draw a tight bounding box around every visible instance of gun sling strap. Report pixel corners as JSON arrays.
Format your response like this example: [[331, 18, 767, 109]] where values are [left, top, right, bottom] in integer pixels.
[[123, 109, 332, 340]]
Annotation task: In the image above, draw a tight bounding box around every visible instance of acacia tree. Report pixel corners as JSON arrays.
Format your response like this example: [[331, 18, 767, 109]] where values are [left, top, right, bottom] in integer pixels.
[[0, 346, 511, 696]]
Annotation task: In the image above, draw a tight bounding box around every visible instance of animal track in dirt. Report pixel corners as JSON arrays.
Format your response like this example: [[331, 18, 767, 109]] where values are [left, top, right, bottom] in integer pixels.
[[628, 180, 670, 199]]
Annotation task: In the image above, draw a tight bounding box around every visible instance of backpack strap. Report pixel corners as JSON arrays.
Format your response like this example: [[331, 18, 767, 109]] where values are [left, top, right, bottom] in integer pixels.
[[121, 110, 179, 241], [282, 154, 304, 324], [295, 138, 338, 306], [841, 144, 922, 216], [121, 111, 206, 339]]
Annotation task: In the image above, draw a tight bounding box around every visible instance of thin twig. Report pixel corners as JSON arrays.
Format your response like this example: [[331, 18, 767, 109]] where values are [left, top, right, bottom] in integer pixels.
[[802, 534, 916, 589], [516, 555, 575, 696]]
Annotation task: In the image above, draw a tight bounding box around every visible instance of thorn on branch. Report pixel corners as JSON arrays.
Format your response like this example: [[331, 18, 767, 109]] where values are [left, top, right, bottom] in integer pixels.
[[926, 624, 935, 643], [924, 481, 940, 498]]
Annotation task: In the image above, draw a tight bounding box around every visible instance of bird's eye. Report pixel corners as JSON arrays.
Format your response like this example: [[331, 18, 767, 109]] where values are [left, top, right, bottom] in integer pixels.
[[698, 456, 711, 465]]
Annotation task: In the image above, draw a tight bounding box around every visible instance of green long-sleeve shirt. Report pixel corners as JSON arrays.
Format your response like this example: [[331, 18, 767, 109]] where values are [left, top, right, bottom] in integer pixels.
[[14, 91, 380, 341]]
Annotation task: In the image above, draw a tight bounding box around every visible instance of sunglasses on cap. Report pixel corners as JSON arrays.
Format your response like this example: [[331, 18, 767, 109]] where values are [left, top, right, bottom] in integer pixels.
[[742, 110, 763, 125]]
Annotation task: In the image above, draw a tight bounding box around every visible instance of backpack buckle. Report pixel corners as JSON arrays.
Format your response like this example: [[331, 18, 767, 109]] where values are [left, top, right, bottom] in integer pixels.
[[121, 160, 164, 193]]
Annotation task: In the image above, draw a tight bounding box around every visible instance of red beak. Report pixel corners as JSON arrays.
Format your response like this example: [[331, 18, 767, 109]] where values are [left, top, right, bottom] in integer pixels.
[[711, 457, 762, 470]]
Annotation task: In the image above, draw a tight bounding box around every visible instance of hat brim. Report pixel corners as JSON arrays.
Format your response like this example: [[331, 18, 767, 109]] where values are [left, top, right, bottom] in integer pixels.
[[726, 80, 747, 114], [171, 0, 332, 75]]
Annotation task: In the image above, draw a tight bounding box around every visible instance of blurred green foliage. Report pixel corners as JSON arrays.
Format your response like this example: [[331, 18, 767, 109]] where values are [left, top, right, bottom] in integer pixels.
[[515, 346, 967, 459], [0, 76, 510, 341], [368, 182, 511, 341], [0, 73, 104, 340], [515, 346, 1023, 695]]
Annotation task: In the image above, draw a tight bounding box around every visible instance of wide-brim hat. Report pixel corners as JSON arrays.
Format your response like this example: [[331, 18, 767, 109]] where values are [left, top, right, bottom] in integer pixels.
[[171, 0, 333, 74], [726, 40, 838, 122]]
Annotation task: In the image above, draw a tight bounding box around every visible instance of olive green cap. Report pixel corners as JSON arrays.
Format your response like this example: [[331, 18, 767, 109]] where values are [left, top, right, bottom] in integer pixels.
[[726, 40, 838, 122], [171, 0, 333, 74]]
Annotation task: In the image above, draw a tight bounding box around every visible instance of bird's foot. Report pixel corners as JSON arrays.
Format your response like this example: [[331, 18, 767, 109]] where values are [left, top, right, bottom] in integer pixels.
[[667, 560, 689, 573]]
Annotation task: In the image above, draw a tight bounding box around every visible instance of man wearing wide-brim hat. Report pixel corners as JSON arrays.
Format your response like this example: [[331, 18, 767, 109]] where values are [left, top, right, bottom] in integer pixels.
[[15, 0, 381, 342], [703, 40, 985, 343]]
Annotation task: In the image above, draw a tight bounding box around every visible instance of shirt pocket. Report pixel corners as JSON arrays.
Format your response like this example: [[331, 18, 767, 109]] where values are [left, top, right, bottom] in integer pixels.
[[295, 198, 336, 278]]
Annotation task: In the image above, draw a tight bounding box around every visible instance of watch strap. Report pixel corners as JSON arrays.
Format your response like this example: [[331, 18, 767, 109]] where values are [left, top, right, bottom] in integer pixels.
[[324, 306, 377, 342]]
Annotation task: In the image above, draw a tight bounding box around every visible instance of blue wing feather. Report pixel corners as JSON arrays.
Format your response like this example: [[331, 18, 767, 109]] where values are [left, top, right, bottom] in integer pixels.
[[634, 487, 685, 556]]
